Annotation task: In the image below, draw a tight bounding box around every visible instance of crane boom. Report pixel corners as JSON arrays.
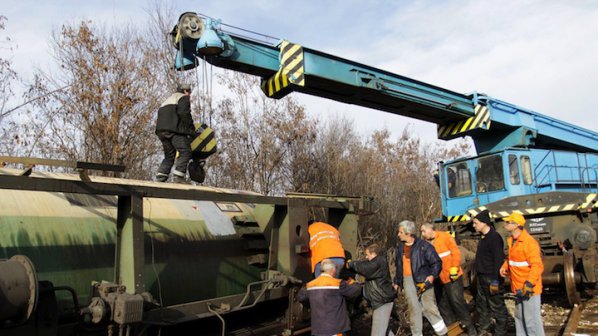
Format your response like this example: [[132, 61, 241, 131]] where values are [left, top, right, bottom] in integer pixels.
[[206, 36, 475, 124], [172, 12, 598, 154]]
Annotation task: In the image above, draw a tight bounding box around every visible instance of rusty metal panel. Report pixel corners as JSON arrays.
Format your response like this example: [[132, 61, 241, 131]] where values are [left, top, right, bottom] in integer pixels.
[[287, 198, 311, 281]]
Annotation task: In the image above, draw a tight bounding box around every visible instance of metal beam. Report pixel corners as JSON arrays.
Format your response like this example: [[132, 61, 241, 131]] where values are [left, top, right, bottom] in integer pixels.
[[115, 195, 145, 294], [0, 156, 125, 172], [0, 175, 352, 209], [75, 161, 125, 173]]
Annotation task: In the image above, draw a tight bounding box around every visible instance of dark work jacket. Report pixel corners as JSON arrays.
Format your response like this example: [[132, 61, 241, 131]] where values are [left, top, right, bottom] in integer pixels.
[[297, 274, 362, 335], [351, 255, 396, 309], [474, 226, 505, 281], [155, 92, 194, 136], [395, 237, 442, 286]]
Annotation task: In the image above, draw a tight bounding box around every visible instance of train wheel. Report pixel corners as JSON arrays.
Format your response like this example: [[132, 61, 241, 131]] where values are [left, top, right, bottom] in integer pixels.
[[564, 251, 581, 306]]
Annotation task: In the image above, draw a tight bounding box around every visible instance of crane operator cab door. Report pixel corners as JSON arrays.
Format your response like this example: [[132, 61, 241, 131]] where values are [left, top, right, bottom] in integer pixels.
[[506, 153, 535, 195], [441, 161, 475, 218], [474, 151, 535, 205]]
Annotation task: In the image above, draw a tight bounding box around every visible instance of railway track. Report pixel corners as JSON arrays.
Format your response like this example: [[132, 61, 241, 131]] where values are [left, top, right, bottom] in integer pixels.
[[560, 296, 598, 336], [495, 290, 598, 336]]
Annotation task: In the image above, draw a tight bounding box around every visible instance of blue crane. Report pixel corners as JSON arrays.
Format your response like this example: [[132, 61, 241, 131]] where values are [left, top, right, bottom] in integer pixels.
[[172, 12, 598, 304]]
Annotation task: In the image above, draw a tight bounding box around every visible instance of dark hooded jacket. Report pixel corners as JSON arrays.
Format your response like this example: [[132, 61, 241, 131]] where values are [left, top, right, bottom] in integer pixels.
[[155, 92, 194, 136], [395, 237, 442, 286], [350, 254, 396, 309]]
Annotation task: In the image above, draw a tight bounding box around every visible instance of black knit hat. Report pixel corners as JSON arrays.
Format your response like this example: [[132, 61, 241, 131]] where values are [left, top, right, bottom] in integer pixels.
[[474, 209, 492, 225]]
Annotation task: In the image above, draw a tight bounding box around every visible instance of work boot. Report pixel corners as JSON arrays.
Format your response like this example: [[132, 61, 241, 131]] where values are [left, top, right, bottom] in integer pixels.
[[172, 170, 187, 184], [173, 175, 188, 184], [188, 160, 206, 183], [155, 173, 169, 182]]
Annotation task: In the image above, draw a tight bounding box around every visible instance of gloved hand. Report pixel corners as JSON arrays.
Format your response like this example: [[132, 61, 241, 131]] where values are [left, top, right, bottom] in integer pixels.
[[521, 281, 534, 299], [345, 259, 353, 269], [449, 267, 459, 281], [416, 280, 433, 296], [346, 277, 356, 285], [489, 280, 500, 295]]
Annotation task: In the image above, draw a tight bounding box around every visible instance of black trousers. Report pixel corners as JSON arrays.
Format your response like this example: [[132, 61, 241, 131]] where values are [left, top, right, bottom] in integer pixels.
[[157, 131, 192, 176], [475, 274, 508, 336], [435, 277, 475, 330]]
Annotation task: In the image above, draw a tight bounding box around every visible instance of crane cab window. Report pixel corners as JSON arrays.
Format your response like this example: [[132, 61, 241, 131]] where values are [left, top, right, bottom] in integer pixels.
[[508, 154, 520, 185], [521, 156, 533, 185], [476, 155, 505, 192], [446, 163, 472, 198]]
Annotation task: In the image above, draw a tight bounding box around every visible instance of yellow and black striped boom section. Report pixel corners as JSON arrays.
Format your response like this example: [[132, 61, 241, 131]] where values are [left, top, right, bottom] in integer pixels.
[[437, 104, 491, 140], [447, 213, 472, 223], [445, 193, 598, 223], [260, 40, 305, 99]]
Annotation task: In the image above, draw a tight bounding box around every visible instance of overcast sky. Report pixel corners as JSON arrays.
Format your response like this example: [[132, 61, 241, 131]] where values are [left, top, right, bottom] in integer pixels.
[[3, 0, 598, 145]]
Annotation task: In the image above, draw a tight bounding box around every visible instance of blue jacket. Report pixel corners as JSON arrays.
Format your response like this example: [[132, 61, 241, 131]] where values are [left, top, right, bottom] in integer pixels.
[[297, 274, 362, 335], [395, 237, 442, 286]]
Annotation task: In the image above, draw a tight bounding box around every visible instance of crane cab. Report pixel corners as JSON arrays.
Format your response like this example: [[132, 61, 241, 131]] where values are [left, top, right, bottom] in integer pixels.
[[440, 148, 598, 220]]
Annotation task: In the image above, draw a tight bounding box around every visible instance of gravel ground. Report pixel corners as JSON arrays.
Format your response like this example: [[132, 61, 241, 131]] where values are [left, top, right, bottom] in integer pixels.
[[347, 293, 596, 336]]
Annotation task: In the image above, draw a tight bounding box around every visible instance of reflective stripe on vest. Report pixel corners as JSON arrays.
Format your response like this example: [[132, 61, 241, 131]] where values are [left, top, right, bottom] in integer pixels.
[[509, 260, 530, 267], [306, 285, 340, 290], [438, 250, 451, 258], [309, 230, 339, 249]]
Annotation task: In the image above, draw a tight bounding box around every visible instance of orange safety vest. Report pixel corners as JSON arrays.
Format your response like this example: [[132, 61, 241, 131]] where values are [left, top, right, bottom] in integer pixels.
[[308, 222, 345, 272], [306, 273, 342, 290], [432, 231, 463, 284], [501, 229, 544, 295]]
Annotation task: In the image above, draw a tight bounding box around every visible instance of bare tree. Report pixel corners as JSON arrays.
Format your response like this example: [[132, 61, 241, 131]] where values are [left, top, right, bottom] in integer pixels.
[[205, 72, 316, 195], [11, 21, 170, 178], [296, 119, 470, 248], [0, 16, 23, 158], [0, 16, 18, 120]]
